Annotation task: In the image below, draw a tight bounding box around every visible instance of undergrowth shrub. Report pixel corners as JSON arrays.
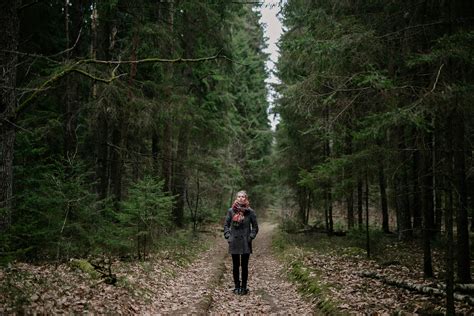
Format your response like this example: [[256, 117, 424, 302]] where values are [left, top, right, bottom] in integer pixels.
[[7, 154, 175, 262], [12, 159, 98, 261], [118, 176, 174, 259], [280, 215, 302, 233]]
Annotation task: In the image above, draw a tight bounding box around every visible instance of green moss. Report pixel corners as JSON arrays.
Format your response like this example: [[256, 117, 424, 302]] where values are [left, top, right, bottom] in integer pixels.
[[340, 246, 366, 257], [69, 259, 100, 279], [287, 260, 340, 314]]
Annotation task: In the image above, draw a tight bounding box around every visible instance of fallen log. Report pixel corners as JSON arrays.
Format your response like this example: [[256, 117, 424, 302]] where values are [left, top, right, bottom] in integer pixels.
[[294, 228, 347, 236], [69, 257, 117, 285], [90, 257, 117, 285], [359, 271, 474, 306], [436, 283, 474, 294]]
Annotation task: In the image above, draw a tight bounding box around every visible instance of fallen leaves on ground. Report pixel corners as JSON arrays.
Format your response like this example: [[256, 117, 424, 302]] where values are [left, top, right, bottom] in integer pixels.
[[288, 243, 474, 314], [209, 222, 317, 315], [2, 224, 471, 315], [0, 232, 218, 315]]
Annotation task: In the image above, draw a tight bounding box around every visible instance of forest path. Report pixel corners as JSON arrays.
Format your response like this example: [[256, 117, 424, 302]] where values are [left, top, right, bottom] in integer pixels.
[[209, 221, 316, 314], [144, 222, 316, 315]]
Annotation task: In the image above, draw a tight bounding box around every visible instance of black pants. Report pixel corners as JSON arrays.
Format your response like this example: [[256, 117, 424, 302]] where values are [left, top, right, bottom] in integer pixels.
[[232, 253, 250, 289]]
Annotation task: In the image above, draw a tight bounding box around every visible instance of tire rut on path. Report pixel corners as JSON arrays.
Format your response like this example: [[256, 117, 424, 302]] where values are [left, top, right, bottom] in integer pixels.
[[209, 222, 316, 315], [143, 234, 227, 315]]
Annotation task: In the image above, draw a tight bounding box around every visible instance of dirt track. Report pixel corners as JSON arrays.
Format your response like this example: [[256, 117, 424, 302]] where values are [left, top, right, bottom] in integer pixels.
[[143, 222, 316, 314], [209, 222, 316, 314]]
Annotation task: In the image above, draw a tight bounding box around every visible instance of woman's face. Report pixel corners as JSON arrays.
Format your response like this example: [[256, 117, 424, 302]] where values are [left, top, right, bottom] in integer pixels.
[[236, 193, 247, 204]]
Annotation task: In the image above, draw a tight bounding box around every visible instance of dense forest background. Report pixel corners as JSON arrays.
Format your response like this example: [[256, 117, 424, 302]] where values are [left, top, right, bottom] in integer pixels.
[[1, 0, 272, 261], [274, 0, 474, 313], [1, 0, 474, 313]]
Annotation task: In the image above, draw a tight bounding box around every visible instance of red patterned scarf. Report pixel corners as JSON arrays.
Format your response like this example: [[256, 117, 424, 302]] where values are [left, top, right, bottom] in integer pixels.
[[231, 200, 249, 226]]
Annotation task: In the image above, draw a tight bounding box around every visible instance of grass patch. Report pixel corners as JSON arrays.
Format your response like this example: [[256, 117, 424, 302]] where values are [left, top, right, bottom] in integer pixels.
[[272, 231, 341, 315], [288, 260, 339, 314]]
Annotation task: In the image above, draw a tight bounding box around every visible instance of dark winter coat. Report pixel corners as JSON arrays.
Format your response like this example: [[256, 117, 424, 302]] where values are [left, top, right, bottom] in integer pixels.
[[223, 208, 258, 255]]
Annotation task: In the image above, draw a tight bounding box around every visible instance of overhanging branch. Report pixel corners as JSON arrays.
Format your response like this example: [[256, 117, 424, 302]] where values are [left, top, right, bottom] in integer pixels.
[[75, 50, 227, 66], [15, 51, 232, 117]]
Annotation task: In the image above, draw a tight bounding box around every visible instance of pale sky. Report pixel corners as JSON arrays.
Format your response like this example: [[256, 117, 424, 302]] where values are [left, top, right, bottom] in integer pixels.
[[258, 0, 283, 130]]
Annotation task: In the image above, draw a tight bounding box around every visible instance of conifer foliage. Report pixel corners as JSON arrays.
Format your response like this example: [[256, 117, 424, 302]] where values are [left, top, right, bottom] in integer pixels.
[[0, 1, 271, 262], [274, 1, 474, 310]]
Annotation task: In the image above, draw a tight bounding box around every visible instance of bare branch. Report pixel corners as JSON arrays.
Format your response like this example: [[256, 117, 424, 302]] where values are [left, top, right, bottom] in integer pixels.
[[330, 93, 362, 126], [70, 68, 127, 83], [376, 21, 445, 39], [430, 63, 445, 93], [14, 51, 233, 117], [0, 118, 33, 134], [49, 27, 83, 58], [75, 50, 229, 66], [19, 0, 44, 11], [1, 49, 60, 65]]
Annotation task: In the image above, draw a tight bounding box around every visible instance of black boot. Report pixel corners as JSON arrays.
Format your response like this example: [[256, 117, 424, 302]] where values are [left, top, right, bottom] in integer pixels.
[[240, 282, 248, 295], [233, 281, 240, 294]]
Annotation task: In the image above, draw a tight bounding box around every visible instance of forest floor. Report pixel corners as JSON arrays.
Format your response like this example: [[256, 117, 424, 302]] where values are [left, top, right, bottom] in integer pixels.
[[0, 222, 316, 315], [208, 222, 316, 314], [1, 221, 473, 314], [274, 226, 474, 315]]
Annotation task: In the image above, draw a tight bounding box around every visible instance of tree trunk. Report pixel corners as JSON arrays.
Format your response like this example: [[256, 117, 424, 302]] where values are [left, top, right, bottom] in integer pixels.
[[0, 0, 20, 232], [433, 114, 442, 235], [446, 110, 455, 315], [346, 192, 354, 230], [114, 31, 139, 203], [398, 127, 412, 240], [345, 126, 354, 229], [171, 127, 188, 227], [378, 161, 389, 233], [365, 171, 370, 258], [94, 1, 115, 200], [393, 176, 402, 237], [412, 148, 422, 230], [161, 120, 172, 193], [421, 128, 434, 278], [96, 115, 109, 200], [446, 177, 455, 315], [63, 0, 86, 164], [160, 0, 174, 194], [357, 178, 363, 227], [110, 125, 123, 208], [110, 27, 139, 209], [298, 187, 306, 224], [324, 188, 329, 232], [327, 185, 333, 234], [305, 191, 311, 225], [152, 132, 159, 174], [0, 126, 15, 231], [63, 73, 78, 163], [452, 108, 471, 283], [324, 104, 333, 234]]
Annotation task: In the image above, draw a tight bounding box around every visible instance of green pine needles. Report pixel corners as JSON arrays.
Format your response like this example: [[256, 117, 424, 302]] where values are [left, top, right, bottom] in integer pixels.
[[118, 177, 174, 260]]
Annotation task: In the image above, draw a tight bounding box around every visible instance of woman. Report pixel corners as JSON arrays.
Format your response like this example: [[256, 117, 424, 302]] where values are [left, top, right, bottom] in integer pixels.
[[223, 190, 259, 295]]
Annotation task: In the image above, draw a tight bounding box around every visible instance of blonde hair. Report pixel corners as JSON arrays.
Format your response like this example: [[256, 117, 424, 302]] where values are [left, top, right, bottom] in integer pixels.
[[236, 190, 248, 198]]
